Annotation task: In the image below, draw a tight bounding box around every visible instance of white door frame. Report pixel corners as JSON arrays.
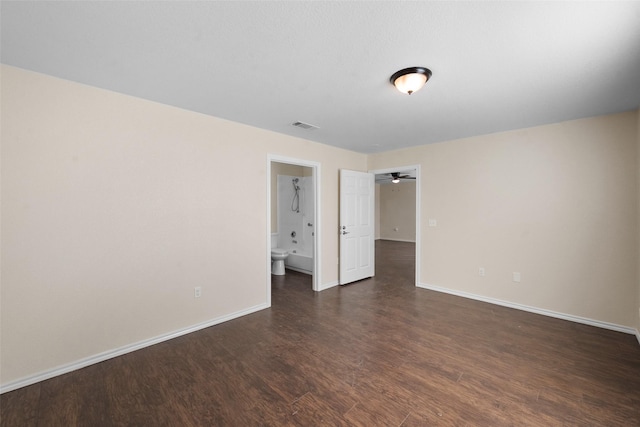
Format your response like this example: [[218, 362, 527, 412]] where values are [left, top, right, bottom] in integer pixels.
[[267, 155, 322, 304], [369, 164, 421, 287]]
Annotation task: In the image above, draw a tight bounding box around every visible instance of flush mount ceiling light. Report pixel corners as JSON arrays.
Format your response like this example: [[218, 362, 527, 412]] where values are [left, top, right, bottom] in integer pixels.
[[390, 67, 432, 95]]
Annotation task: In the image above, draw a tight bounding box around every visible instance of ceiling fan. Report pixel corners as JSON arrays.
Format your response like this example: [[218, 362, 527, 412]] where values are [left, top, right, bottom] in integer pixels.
[[375, 172, 416, 184]]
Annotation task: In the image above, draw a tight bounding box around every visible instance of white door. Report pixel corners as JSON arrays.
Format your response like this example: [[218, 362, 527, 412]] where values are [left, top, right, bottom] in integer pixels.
[[339, 169, 375, 285]]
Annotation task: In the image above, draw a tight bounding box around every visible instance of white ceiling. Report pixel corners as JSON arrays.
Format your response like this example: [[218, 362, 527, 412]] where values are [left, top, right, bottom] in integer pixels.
[[2, 1, 639, 154]]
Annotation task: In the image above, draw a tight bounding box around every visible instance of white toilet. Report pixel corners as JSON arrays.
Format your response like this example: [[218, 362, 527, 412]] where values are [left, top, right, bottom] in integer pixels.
[[271, 248, 289, 275]]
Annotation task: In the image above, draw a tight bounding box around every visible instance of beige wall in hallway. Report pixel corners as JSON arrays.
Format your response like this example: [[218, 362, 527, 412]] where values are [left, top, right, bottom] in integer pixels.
[[369, 111, 639, 328], [379, 181, 416, 242], [1, 65, 367, 386]]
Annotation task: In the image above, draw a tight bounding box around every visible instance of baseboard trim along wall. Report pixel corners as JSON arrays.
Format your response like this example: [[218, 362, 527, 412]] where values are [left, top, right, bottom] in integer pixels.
[[418, 283, 638, 337], [0, 303, 269, 394], [4, 285, 636, 394], [376, 238, 416, 243], [318, 280, 339, 291]]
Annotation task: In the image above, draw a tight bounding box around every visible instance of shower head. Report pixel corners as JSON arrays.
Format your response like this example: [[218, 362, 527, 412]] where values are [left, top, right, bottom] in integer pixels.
[[293, 178, 299, 183]]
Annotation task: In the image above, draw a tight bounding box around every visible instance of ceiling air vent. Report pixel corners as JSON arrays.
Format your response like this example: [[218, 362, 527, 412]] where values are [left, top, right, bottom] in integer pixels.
[[291, 121, 319, 131]]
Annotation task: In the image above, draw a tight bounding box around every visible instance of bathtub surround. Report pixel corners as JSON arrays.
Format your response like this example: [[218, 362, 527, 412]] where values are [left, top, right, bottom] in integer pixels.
[[277, 175, 314, 274], [270, 162, 307, 233], [1, 65, 639, 392]]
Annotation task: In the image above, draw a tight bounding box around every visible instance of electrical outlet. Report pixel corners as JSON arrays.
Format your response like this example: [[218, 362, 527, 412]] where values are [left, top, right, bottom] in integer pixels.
[[194, 286, 202, 298], [479, 267, 485, 277], [428, 219, 437, 227], [513, 272, 521, 283]]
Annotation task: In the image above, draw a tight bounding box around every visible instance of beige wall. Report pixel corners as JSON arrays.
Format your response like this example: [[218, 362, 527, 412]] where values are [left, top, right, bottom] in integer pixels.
[[637, 108, 640, 334], [2, 64, 639, 389], [379, 181, 416, 242], [370, 111, 639, 328], [0, 66, 367, 386]]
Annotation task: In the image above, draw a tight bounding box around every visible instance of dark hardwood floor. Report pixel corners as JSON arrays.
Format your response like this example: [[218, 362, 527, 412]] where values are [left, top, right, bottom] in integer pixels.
[[2, 240, 640, 426]]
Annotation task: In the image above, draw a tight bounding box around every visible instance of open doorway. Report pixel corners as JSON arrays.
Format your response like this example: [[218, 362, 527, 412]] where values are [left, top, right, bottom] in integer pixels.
[[371, 165, 420, 287], [267, 155, 321, 304]]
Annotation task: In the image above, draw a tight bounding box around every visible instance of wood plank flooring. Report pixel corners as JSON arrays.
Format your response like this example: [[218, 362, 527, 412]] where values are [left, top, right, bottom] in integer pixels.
[[2, 240, 640, 426]]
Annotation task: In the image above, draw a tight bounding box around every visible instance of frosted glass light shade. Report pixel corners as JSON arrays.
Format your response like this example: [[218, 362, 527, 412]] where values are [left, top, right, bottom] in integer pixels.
[[390, 67, 432, 95], [393, 73, 427, 94]]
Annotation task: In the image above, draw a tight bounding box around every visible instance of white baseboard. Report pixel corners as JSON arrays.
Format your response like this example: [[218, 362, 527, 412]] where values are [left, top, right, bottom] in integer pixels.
[[5, 286, 635, 394], [418, 283, 638, 336], [318, 280, 339, 291], [284, 266, 312, 275], [378, 238, 416, 243], [0, 303, 269, 394]]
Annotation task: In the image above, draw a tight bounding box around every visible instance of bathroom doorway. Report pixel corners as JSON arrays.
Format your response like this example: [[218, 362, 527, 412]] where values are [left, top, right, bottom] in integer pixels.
[[267, 155, 321, 301], [371, 165, 421, 287]]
